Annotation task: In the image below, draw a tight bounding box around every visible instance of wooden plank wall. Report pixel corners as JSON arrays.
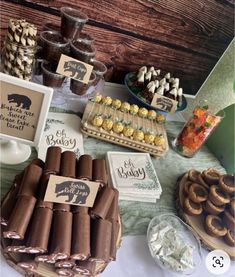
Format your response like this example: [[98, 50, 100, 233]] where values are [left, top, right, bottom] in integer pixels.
[[0, 0, 234, 95]]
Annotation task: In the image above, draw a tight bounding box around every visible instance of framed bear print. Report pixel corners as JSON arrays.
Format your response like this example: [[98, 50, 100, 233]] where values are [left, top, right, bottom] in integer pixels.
[[0, 72, 53, 146]]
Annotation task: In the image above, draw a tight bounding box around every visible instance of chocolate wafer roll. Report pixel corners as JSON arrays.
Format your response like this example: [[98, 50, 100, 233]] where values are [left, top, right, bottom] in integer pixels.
[[1, 175, 22, 225], [44, 146, 62, 174], [17, 254, 38, 270], [71, 212, 90, 260], [55, 259, 76, 269], [49, 210, 72, 260], [26, 206, 53, 253], [60, 151, 76, 178], [73, 260, 96, 275], [109, 219, 120, 261], [92, 159, 107, 186], [3, 195, 37, 239], [56, 268, 74, 277], [30, 158, 45, 169], [91, 187, 115, 219], [107, 189, 119, 221], [71, 205, 89, 214], [76, 154, 92, 180], [90, 219, 112, 262], [18, 164, 43, 197]]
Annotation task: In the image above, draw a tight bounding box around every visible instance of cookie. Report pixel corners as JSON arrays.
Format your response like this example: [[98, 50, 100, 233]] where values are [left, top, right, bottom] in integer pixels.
[[223, 210, 235, 230], [188, 183, 208, 203], [203, 199, 225, 215], [204, 215, 227, 237], [219, 174, 235, 195], [209, 185, 230, 206], [202, 168, 221, 186], [224, 229, 235, 247], [183, 197, 202, 216], [188, 169, 209, 190]]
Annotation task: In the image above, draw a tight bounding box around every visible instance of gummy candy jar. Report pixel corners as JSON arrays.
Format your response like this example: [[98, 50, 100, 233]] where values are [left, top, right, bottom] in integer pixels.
[[172, 102, 224, 158]]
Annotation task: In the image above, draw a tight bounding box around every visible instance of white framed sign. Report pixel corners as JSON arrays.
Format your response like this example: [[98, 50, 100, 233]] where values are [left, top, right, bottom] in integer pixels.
[[0, 73, 53, 147]]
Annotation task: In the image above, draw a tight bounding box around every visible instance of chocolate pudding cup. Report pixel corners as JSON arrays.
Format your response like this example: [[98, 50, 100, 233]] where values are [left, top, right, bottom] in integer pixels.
[[70, 40, 96, 63], [76, 32, 94, 45], [40, 31, 69, 64], [41, 61, 66, 88], [43, 22, 61, 33], [61, 7, 88, 40], [70, 71, 96, 95], [90, 59, 107, 84]]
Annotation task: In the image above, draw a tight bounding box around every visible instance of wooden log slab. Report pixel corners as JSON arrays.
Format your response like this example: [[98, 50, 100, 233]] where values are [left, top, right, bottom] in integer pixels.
[[175, 173, 235, 260]]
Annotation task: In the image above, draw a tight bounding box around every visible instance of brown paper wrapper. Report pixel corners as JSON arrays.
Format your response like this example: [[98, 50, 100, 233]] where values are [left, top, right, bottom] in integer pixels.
[[18, 164, 43, 197], [71, 212, 90, 260], [60, 151, 76, 178], [44, 146, 62, 174], [3, 195, 37, 239], [90, 219, 112, 262], [26, 207, 53, 253], [0, 175, 21, 225], [92, 159, 107, 185], [76, 154, 93, 180], [73, 260, 96, 275], [49, 210, 72, 260], [91, 187, 115, 219]]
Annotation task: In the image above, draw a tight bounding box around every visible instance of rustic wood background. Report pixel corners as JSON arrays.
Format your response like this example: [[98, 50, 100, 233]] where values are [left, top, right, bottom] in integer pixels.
[[0, 0, 234, 95]]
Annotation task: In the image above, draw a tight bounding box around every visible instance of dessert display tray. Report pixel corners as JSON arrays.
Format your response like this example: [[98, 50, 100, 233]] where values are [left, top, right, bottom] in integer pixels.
[[81, 101, 169, 157], [1, 217, 122, 277], [175, 173, 235, 260]]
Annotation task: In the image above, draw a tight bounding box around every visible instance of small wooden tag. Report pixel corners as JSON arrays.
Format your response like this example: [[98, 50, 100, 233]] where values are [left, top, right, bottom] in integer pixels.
[[44, 175, 99, 207], [56, 54, 93, 84], [151, 94, 178, 113]]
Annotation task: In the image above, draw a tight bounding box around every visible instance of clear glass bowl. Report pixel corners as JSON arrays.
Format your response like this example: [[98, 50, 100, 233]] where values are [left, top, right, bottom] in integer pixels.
[[147, 213, 202, 275]]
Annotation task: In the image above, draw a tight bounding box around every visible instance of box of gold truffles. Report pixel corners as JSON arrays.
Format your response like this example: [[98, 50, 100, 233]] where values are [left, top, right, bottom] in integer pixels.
[[176, 168, 235, 259], [81, 94, 169, 157]]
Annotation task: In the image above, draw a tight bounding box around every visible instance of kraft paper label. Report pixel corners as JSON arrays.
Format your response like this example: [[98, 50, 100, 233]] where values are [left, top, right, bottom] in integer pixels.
[[151, 94, 178, 113], [0, 81, 43, 141], [44, 175, 100, 207], [56, 54, 93, 84]]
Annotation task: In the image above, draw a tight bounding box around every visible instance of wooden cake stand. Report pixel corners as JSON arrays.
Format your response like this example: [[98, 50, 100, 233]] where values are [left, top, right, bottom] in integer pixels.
[[175, 173, 235, 260], [1, 219, 122, 277]]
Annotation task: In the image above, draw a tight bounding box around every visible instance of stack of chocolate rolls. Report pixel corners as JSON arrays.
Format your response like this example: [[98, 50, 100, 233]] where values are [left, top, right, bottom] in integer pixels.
[[0, 146, 121, 276]]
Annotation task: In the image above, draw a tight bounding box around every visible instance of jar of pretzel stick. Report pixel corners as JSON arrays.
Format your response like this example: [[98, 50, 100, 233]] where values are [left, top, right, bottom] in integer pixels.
[[2, 19, 37, 80]]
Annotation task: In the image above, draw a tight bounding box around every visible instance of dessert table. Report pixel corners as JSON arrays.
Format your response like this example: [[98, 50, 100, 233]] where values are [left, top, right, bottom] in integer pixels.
[[1, 82, 234, 276]]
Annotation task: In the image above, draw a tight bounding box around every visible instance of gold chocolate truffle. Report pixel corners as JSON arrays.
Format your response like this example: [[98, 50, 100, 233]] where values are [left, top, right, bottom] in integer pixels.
[[101, 96, 112, 106], [112, 122, 124, 134], [120, 102, 131, 112], [133, 130, 144, 141], [102, 118, 113, 131], [147, 110, 157, 120], [154, 134, 165, 147], [92, 115, 103, 127], [123, 126, 134, 137], [156, 114, 166, 124], [112, 99, 122, 109], [92, 94, 102, 103], [130, 104, 139, 115], [144, 133, 155, 144], [138, 107, 148, 118]]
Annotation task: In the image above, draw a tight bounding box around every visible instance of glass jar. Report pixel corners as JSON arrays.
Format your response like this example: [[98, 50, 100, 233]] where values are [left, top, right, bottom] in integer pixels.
[[2, 38, 37, 80], [172, 101, 225, 158]]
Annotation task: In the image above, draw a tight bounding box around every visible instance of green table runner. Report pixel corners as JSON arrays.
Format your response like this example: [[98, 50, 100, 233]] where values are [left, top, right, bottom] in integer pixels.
[[0, 120, 225, 236]]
